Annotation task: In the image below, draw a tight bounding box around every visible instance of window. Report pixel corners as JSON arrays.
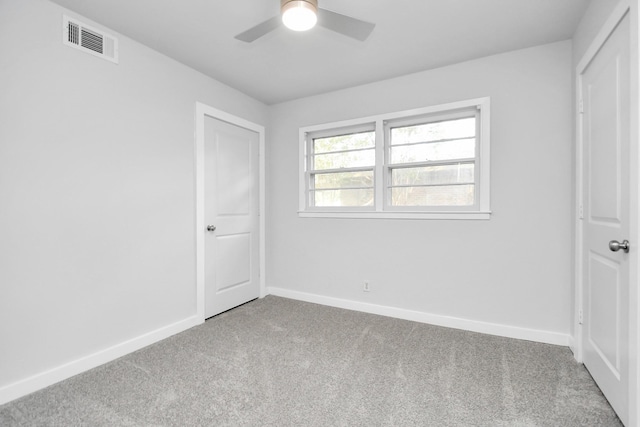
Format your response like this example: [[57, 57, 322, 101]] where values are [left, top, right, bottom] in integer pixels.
[[386, 111, 478, 210], [299, 98, 490, 219], [309, 125, 375, 208]]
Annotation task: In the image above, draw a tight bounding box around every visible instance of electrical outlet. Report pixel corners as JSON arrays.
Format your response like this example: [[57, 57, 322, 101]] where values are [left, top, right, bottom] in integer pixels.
[[363, 281, 370, 292]]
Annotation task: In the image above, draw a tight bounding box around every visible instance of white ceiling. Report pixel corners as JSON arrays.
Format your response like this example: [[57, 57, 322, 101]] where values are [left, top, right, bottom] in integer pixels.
[[50, 0, 590, 105]]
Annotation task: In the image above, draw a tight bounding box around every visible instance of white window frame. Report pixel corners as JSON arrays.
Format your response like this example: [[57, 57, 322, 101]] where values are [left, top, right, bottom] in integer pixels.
[[298, 97, 491, 220]]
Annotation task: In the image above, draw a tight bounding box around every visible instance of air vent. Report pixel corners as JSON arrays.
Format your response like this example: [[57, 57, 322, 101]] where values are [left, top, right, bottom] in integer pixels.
[[63, 15, 118, 64]]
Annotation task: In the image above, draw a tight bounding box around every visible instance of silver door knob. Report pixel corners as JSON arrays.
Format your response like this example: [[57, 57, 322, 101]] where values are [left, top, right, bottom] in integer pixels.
[[206, 225, 216, 232], [609, 240, 630, 253]]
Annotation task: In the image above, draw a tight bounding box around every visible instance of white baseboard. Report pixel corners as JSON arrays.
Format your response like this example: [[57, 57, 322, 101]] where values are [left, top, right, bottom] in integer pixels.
[[1, 291, 571, 406], [268, 287, 569, 347], [0, 315, 202, 406]]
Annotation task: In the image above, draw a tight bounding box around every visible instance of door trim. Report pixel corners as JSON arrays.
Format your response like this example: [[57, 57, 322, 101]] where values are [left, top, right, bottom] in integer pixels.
[[195, 102, 266, 321], [574, 2, 638, 425]]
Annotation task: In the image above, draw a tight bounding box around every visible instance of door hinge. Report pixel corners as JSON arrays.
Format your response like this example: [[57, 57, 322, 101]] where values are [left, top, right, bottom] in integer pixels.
[[579, 204, 584, 219], [578, 99, 584, 114], [578, 309, 583, 325]]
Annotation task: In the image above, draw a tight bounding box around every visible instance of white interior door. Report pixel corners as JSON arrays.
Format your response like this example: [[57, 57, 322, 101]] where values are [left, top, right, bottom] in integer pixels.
[[580, 12, 630, 425], [204, 116, 260, 318]]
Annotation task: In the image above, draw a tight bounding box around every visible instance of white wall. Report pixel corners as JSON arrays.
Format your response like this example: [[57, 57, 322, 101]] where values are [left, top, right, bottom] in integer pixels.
[[266, 41, 573, 341], [0, 0, 267, 400]]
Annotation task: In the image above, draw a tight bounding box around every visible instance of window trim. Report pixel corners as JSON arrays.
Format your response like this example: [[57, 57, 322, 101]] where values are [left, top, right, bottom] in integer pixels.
[[298, 97, 491, 220]]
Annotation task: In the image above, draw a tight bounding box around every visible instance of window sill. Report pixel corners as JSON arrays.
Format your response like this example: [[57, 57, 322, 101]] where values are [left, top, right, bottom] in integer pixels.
[[298, 211, 492, 220]]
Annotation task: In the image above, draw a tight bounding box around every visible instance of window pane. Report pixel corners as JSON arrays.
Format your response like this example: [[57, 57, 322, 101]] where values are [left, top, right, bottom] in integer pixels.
[[392, 164, 474, 186], [314, 171, 374, 189], [314, 131, 375, 154], [391, 117, 475, 145], [313, 189, 374, 207], [314, 149, 375, 170], [390, 138, 475, 164], [391, 185, 474, 206]]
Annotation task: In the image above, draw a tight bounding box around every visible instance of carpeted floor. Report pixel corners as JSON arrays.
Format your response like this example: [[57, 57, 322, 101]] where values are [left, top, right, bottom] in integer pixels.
[[0, 296, 622, 426]]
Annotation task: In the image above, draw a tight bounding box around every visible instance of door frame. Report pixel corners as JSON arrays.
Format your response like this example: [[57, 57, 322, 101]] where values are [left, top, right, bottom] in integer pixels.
[[195, 102, 266, 321], [574, 1, 639, 425]]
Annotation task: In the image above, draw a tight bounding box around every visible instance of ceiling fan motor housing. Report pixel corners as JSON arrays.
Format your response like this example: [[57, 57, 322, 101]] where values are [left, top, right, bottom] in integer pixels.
[[281, 0, 318, 14]]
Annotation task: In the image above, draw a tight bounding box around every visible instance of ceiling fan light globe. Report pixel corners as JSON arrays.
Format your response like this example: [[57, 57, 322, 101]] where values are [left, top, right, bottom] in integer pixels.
[[282, 0, 318, 32]]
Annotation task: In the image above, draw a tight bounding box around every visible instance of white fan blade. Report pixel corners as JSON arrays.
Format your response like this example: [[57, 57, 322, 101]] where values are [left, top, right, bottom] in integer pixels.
[[318, 8, 375, 41], [235, 16, 281, 42]]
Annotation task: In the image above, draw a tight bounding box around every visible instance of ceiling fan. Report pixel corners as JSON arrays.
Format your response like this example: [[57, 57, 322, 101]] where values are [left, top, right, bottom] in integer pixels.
[[234, 0, 376, 43]]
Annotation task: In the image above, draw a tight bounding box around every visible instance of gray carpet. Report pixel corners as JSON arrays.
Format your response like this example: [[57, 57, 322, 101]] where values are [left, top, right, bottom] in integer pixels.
[[0, 296, 622, 426]]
